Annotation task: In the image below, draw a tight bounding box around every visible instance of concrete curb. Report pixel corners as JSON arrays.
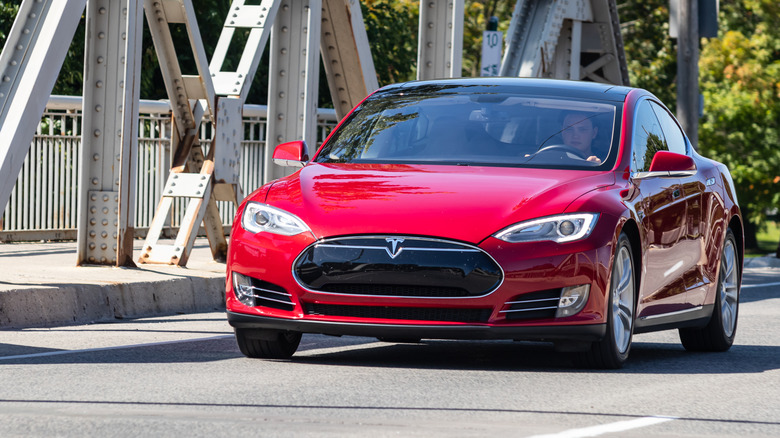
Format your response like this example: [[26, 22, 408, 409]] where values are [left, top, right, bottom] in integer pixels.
[[0, 278, 225, 328], [0, 240, 227, 329]]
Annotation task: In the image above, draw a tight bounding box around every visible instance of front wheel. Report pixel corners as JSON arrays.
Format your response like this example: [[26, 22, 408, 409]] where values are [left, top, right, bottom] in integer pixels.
[[574, 233, 636, 369], [679, 228, 740, 351], [235, 328, 302, 359]]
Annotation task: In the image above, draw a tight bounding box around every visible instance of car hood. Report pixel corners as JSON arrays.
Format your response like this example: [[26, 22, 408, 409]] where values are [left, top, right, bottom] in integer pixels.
[[263, 163, 615, 243]]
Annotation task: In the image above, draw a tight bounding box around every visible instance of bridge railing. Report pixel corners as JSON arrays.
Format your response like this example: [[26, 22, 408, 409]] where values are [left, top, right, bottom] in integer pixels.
[[0, 96, 339, 242]]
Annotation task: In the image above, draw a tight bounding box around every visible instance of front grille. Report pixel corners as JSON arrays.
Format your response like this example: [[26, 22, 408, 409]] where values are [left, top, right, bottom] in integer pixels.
[[304, 303, 492, 323], [501, 289, 560, 321], [294, 236, 503, 298], [318, 284, 471, 297]]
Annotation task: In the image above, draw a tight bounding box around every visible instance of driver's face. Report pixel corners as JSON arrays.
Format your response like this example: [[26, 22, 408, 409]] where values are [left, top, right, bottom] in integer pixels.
[[561, 115, 597, 152]]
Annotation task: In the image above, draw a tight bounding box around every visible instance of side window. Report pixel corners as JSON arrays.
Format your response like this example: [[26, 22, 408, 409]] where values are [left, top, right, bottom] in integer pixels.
[[650, 101, 687, 155], [632, 100, 668, 172]]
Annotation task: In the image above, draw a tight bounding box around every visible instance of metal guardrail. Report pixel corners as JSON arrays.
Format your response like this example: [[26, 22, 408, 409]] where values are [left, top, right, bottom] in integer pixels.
[[0, 96, 339, 242]]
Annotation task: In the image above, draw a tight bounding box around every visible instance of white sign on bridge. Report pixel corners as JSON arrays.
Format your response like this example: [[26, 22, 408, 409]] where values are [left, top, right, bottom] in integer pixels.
[[481, 30, 503, 77]]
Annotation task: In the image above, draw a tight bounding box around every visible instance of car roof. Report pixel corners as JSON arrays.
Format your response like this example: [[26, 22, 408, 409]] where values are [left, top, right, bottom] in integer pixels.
[[379, 77, 633, 102]]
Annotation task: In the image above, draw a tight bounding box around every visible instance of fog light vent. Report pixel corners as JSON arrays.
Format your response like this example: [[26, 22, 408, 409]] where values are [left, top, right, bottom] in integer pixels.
[[232, 272, 294, 311]]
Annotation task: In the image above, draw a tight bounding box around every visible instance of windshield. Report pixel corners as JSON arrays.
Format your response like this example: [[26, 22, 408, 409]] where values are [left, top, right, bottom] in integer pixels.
[[315, 90, 619, 169]]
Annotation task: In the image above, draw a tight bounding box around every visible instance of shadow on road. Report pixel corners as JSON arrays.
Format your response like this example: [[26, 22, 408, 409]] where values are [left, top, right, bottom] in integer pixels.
[[0, 333, 777, 374], [290, 337, 780, 374]]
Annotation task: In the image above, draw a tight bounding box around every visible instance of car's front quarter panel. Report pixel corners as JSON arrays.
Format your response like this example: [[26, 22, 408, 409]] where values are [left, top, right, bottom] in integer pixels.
[[226, 200, 317, 319]]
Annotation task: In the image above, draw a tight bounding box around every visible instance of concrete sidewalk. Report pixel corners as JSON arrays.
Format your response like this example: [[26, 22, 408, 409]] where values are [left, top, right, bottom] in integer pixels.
[[0, 239, 226, 328]]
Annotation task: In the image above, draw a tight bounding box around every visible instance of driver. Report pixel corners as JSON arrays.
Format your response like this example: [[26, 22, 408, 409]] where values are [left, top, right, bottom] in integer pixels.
[[561, 112, 601, 163]]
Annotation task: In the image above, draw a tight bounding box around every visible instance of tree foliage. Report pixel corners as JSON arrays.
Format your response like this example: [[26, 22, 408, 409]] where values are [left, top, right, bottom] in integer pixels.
[[361, 0, 419, 85], [618, 0, 677, 108], [698, 0, 780, 242]]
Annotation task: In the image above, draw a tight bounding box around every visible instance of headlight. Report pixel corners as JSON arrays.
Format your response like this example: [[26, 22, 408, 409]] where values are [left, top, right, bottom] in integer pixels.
[[241, 202, 311, 236], [493, 213, 598, 243]]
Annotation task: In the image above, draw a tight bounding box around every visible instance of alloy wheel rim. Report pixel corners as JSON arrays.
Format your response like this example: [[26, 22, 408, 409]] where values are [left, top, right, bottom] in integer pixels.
[[720, 239, 739, 338], [612, 245, 634, 354]]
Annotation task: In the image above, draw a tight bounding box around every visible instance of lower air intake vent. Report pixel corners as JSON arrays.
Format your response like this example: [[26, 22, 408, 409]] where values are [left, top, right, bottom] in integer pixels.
[[304, 303, 491, 323]]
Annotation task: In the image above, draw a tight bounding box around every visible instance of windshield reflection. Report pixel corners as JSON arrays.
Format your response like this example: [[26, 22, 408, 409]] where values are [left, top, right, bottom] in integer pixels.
[[316, 90, 619, 170]]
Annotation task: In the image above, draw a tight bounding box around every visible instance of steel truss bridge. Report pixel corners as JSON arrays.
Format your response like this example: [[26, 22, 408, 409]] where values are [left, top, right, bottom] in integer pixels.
[[0, 0, 628, 267]]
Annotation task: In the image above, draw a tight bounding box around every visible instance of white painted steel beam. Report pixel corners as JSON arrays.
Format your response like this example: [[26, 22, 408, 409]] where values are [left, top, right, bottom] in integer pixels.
[[417, 0, 464, 80], [320, 0, 378, 120], [0, 0, 86, 223], [77, 0, 144, 267], [500, 0, 628, 86], [143, 0, 216, 139], [265, 0, 321, 182], [117, 0, 145, 266], [210, 0, 281, 100]]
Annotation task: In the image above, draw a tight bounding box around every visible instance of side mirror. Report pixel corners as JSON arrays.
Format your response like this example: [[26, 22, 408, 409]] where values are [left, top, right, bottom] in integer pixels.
[[273, 140, 309, 168], [635, 151, 696, 179]]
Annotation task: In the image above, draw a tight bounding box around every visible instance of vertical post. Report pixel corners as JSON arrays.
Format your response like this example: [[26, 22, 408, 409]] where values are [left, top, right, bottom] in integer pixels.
[[417, 0, 464, 80], [117, 0, 144, 266], [78, 0, 140, 266], [570, 20, 582, 80], [676, 0, 699, 150], [265, 0, 321, 182]]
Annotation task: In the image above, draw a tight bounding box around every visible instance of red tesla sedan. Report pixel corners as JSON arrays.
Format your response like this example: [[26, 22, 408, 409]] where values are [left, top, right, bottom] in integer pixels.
[[226, 78, 743, 368]]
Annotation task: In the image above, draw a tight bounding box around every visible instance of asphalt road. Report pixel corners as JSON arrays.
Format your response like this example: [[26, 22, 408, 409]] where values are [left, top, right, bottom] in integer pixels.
[[1, 269, 779, 437]]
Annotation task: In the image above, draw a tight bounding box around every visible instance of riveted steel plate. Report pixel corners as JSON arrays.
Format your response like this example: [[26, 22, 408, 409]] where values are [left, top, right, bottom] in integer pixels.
[[162, 173, 211, 198], [85, 190, 119, 264]]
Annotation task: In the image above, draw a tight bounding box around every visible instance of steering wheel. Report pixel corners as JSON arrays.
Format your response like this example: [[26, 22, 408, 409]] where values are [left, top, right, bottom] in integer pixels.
[[535, 144, 589, 160]]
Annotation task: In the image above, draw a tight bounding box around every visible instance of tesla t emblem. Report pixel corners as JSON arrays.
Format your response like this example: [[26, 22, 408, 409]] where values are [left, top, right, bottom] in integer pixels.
[[385, 238, 405, 259]]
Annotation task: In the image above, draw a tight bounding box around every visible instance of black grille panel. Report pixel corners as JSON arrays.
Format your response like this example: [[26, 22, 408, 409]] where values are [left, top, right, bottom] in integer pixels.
[[318, 283, 470, 297], [501, 289, 560, 321], [294, 236, 503, 298], [305, 303, 492, 323]]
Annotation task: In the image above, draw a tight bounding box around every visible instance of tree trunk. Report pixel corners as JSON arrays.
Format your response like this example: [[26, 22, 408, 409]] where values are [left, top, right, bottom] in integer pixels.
[[744, 220, 758, 251], [775, 236, 780, 258]]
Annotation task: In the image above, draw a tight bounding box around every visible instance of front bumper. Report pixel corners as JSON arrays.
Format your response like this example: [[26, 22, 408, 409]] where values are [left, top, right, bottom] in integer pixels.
[[227, 311, 607, 342]]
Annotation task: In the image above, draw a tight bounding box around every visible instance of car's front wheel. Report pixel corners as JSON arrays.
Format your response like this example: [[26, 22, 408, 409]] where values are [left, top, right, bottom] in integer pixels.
[[575, 233, 635, 369], [235, 328, 302, 359], [679, 228, 740, 351]]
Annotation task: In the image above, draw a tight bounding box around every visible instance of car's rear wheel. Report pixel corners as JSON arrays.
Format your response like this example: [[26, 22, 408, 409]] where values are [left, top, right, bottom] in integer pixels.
[[575, 233, 635, 369], [679, 228, 739, 352], [235, 328, 302, 359]]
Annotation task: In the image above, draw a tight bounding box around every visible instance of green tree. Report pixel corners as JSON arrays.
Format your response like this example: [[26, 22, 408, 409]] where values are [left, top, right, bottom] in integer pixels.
[[618, 0, 677, 107], [698, 0, 780, 250], [362, 0, 418, 85], [0, 2, 19, 46]]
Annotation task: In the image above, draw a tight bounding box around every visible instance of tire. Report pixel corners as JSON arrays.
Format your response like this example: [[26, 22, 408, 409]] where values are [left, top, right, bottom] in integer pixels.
[[235, 328, 302, 359], [574, 233, 636, 369], [679, 228, 739, 352]]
